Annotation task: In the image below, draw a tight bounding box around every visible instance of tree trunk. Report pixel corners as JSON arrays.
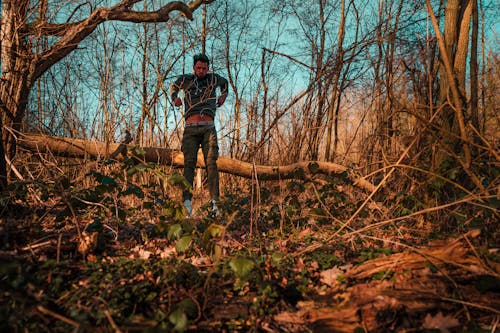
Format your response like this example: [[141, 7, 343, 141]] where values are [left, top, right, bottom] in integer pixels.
[[469, 0, 479, 132], [0, 0, 33, 188], [17, 133, 376, 192], [426, 0, 471, 167], [324, 0, 345, 162]]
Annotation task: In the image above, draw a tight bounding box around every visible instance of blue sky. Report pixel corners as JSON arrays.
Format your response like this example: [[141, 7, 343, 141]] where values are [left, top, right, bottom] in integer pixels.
[[24, 0, 500, 143]]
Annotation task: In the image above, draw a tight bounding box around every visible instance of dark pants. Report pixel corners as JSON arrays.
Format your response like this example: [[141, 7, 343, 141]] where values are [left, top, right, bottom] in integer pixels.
[[181, 125, 219, 202]]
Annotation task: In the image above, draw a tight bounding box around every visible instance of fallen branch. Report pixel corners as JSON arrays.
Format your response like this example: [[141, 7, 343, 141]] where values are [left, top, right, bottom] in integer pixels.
[[17, 133, 376, 192]]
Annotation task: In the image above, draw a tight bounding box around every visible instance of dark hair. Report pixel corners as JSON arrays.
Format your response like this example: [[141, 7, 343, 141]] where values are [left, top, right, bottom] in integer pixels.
[[193, 54, 209, 66]]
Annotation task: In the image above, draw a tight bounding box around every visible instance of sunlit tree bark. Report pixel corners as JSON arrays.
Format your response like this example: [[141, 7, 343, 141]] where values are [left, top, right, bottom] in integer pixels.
[[469, 0, 479, 132], [309, 0, 327, 161], [427, 0, 472, 167], [324, 0, 346, 162]]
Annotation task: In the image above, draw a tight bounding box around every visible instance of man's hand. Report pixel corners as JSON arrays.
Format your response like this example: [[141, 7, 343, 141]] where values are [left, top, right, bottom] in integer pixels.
[[217, 94, 227, 107], [173, 97, 182, 107]]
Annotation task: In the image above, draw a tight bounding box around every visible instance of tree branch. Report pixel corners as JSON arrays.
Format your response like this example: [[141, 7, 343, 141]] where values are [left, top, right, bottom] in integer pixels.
[[30, 0, 208, 81]]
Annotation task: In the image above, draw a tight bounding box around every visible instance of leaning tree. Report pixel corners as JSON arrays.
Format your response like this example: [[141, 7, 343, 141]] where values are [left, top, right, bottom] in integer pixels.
[[0, 0, 213, 190]]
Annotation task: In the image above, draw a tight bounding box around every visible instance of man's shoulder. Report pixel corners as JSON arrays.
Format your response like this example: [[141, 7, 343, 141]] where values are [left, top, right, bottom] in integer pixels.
[[210, 72, 227, 82], [175, 73, 195, 82]]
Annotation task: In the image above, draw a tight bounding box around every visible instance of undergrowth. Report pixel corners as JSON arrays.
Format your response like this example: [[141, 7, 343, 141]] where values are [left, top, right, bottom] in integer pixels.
[[0, 154, 498, 332]]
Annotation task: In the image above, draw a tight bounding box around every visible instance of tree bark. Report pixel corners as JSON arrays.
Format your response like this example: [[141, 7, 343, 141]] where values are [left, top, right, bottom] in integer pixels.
[[425, 0, 471, 167], [17, 133, 376, 193], [469, 0, 479, 132], [324, 0, 345, 162]]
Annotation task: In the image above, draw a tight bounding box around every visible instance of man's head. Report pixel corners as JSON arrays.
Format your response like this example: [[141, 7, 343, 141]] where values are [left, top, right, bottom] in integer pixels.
[[193, 54, 209, 78]]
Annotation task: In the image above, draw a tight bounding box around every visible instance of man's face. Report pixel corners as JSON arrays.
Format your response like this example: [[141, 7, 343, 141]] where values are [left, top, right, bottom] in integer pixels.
[[193, 61, 209, 78]]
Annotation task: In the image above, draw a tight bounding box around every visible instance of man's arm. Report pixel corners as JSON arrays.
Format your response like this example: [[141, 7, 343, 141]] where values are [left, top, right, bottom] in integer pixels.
[[217, 75, 229, 107], [170, 76, 184, 107]]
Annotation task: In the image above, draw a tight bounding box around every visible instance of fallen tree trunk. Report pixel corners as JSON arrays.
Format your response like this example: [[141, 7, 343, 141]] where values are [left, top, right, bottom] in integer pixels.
[[17, 133, 376, 192]]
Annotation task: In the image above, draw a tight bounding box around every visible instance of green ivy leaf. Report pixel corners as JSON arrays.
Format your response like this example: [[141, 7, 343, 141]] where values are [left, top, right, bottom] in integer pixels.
[[168, 224, 183, 240], [447, 168, 460, 180], [174, 205, 186, 221], [145, 292, 157, 302], [178, 298, 198, 318], [163, 206, 175, 217], [180, 221, 194, 234], [229, 257, 255, 278], [100, 175, 117, 186], [202, 223, 224, 244], [309, 207, 326, 217], [211, 244, 222, 261], [168, 308, 188, 332], [126, 163, 149, 177], [168, 173, 191, 190], [127, 146, 146, 157], [121, 185, 144, 198], [271, 252, 284, 264], [175, 235, 192, 253]]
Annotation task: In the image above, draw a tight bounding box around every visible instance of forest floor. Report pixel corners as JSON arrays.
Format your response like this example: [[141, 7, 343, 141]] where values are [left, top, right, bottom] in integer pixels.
[[0, 168, 499, 332]]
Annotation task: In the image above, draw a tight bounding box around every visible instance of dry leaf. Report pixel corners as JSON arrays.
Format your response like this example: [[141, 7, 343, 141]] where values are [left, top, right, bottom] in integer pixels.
[[320, 266, 343, 287], [159, 246, 176, 258], [138, 248, 151, 260], [77, 231, 98, 256], [422, 312, 460, 333]]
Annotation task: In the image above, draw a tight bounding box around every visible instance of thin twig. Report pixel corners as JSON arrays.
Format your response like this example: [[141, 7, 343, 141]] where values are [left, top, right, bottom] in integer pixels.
[[491, 316, 499, 333], [310, 181, 355, 231], [363, 163, 482, 201], [57, 233, 62, 264], [37, 305, 80, 328], [103, 309, 122, 333], [437, 296, 500, 315], [343, 194, 497, 237], [330, 134, 419, 238], [21, 240, 53, 251], [469, 123, 500, 162]]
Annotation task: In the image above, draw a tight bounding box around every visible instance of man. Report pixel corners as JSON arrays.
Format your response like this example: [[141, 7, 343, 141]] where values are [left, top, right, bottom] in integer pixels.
[[170, 54, 228, 217]]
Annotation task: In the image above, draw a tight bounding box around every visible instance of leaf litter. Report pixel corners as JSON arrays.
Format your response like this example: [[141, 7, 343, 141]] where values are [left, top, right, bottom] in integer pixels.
[[1, 173, 499, 332]]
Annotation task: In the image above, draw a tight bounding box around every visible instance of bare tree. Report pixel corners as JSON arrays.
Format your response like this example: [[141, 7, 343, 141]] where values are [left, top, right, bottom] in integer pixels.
[[295, 0, 329, 161], [426, 0, 472, 167], [0, 0, 213, 189]]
